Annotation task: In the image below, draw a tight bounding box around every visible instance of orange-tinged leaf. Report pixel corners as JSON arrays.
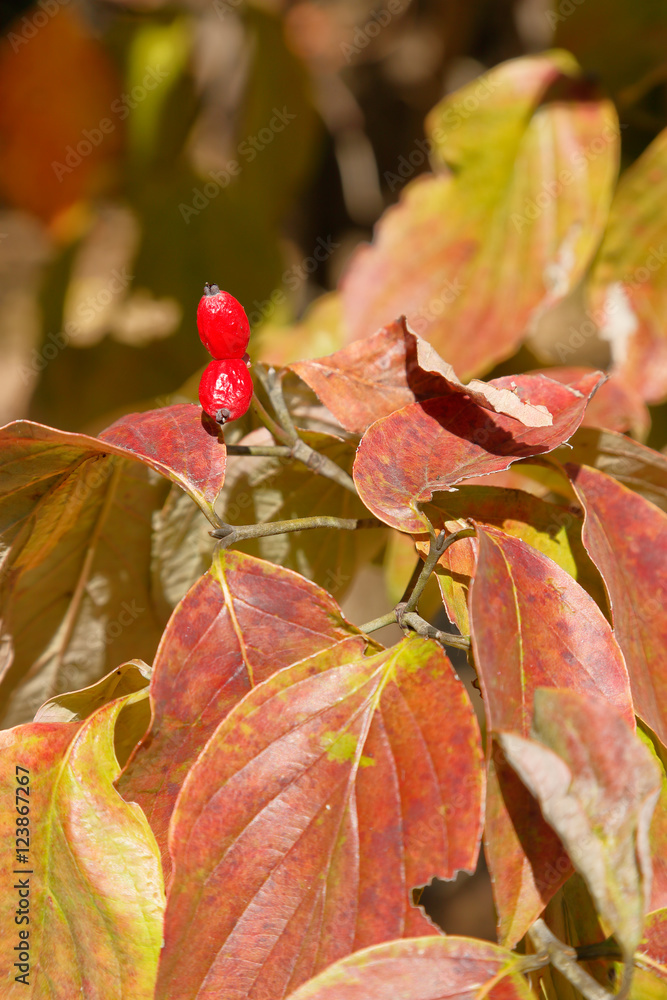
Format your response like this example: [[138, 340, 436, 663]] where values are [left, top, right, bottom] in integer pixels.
[[117, 549, 363, 875], [284, 936, 535, 1000], [0, 8, 122, 225], [156, 635, 485, 1000], [587, 126, 667, 404], [470, 525, 633, 945], [0, 692, 164, 999], [341, 53, 618, 378], [499, 688, 661, 959], [567, 464, 667, 747], [353, 371, 603, 532]]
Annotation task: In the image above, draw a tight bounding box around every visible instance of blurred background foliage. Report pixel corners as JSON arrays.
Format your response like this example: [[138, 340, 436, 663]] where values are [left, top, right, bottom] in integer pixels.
[[1, 0, 666, 439]]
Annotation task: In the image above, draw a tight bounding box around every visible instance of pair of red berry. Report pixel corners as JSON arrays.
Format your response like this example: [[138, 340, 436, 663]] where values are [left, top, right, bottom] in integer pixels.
[[197, 284, 253, 424]]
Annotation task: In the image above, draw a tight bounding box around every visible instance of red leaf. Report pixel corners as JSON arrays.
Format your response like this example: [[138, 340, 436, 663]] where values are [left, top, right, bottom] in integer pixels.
[[155, 635, 484, 1000], [284, 936, 535, 1000], [567, 464, 667, 747], [353, 371, 603, 532], [470, 525, 633, 945], [99, 404, 225, 520], [531, 366, 650, 438], [118, 549, 363, 875]]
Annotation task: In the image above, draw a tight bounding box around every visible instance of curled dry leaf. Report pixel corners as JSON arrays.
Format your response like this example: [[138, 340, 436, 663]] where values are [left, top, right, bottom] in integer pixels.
[[290, 318, 552, 436], [353, 370, 604, 533], [156, 635, 484, 1000], [499, 688, 661, 961]]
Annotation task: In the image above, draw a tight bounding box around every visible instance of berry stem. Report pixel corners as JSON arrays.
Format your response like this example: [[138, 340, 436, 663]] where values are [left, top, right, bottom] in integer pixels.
[[250, 366, 358, 495]]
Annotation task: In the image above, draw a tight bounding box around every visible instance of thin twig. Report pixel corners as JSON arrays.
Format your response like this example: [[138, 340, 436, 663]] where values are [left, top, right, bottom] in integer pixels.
[[226, 444, 293, 458], [251, 366, 357, 495], [398, 525, 475, 621], [211, 515, 382, 547], [254, 366, 299, 442], [528, 920, 615, 1000], [359, 611, 398, 635], [400, 612, 471, 651], [250, 394, 291, 445]]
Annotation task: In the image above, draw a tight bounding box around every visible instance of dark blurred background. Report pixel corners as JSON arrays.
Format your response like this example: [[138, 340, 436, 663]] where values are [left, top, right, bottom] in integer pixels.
[[2, 0, 667, 941]]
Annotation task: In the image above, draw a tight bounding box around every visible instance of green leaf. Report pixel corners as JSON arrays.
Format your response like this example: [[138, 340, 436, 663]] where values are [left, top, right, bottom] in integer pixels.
[[587, 126, 667, 404], [341, 52, 618, 379], [0, 691, 164, 998]]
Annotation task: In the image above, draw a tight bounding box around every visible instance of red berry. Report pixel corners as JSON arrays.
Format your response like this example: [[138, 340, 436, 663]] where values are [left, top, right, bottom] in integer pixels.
[[199, 359, 253, 424], [197, 284, 250, 359]]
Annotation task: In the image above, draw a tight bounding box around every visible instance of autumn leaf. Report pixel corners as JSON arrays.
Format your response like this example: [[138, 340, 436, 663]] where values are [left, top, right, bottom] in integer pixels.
[[291, 318, 552, 435], [567, 463, 667, 747], [0, 692, 164, 999], [353, 370, 603, 533], [284, 936, 535, 1000], [117, 549, 364, 874], [155, 635, 484, 1000], [0, 406, 224, 725], [499, 688, 661, 963], [341, 52, 618, 378], [470, 525, 633, 945]]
